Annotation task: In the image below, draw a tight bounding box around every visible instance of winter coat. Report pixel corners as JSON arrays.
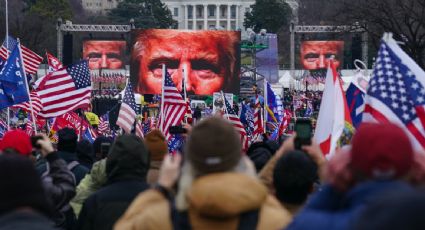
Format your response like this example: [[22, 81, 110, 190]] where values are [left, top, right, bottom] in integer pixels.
[[0, 211, 58, 230], [70, 159, 107, 217], [286, 181, 415, 230], [40, 152, 76, 229], [38, 151, 90, 186], [115, 173, 292, 230], [76, 134, 150, 230]]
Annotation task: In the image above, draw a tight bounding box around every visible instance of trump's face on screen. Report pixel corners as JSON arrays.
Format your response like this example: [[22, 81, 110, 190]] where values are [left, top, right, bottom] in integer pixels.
[[130, 29, 240, 95]]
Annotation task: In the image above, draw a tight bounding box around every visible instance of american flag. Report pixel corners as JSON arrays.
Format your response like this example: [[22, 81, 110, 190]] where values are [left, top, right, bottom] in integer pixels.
[[223, 93, 249, 152], [185, 98, 193, 124], [159, 68, 186, 140], [135, 119, 144, 138], [25, 119, 34, 136], [98, 113, 110, 135], [278, 110, 292, 136], [253, 95, 264, 135], [363, 34, 425, 149], [36, 60, 92, 118], [116, 83, 136, 133], [13, 92, 43, 116], [0, 36, 43, 74], [143, 117, 151, 135], [0, 118, 7, 138]]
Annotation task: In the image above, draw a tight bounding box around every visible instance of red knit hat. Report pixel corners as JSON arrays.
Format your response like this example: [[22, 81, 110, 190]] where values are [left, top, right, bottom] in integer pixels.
[[351, 123, 413, 179], [0, 130, 33, 156]]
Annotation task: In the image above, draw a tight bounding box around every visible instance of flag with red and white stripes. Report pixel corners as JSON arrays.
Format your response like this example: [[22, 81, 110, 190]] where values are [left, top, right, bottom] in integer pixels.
[[12, 91, 43, 116], [98, 114, 110, 135], [159, 68, 186, 141], [185, 98, 193, 124], [0, 36, 43, 74], [253, 95, 264, 136], [223, 93, 248, 152], [135, 119, 144, 138], [36, 60, 92, 118], [278, 109, 292, 136], [116, 83, 136, 133], [46, 52, 63, 73]]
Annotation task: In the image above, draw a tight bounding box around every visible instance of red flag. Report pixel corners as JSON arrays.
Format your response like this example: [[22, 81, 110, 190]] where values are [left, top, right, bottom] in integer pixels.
[[46, 52, 63, 73]]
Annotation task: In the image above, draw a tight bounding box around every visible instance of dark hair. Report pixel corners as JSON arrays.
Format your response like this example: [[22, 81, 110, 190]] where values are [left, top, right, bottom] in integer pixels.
[[0, 154, 52, 217], [76, 140, 94, 168], [57, 128, 78, 153], [246, 142, 273, 172], [273, 150, 318, 205]]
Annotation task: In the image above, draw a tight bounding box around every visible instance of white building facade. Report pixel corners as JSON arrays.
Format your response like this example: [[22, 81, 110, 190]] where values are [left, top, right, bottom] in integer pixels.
[[82, 0, 120, 15], [162, 0, 255, 30]]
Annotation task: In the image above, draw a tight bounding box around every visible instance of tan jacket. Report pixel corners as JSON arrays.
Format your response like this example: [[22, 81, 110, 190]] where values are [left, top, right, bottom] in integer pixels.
[[115, 173, 291, 230]]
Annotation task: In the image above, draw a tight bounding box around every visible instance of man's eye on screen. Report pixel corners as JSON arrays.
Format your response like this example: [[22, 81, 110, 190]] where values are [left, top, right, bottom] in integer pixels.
[[304, 53, 319, 61], [325, 53, 337, 59], [191, 60, 219, 73], [149, 60, 179, 78], [87, 53, 101, 59]]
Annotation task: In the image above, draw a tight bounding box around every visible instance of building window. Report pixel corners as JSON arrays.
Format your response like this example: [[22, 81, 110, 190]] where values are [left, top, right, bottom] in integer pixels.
[[221, 7, 226, 17], [188, 5, 193, 18], [245, 7, 250, 13], [208, 5, 215, 17], [197, 6, 203, 17], [174, 7, 179, 17], [231, 6, 236, 18]]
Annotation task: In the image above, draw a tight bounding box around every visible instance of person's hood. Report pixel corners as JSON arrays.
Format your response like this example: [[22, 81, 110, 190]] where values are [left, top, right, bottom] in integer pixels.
[[187, 173, 268, 218], [58, 151, 78, 163], [106, 134, 150, 183], [91, 159, 107, 187]]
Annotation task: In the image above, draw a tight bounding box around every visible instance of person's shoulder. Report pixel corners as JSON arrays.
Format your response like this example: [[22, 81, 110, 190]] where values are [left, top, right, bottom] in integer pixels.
[[257, 195, 292, 230], [114, 189, 172, 230]]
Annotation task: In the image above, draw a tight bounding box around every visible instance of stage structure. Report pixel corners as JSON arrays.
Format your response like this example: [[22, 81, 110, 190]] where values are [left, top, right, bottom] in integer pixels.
[[289, 22, 368, 88]]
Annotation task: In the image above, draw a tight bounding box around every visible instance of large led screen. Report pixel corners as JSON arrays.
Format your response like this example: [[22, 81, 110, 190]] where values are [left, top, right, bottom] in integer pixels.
[[83, 40, 127, 70], [130, 29, 241, 95], [300, 41, 344, 70]]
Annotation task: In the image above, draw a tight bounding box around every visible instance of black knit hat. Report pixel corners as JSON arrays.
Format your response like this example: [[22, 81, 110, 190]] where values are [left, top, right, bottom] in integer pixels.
[[57, 127, 78, 153], [0, 154, 52, 216], [186, 117, 241, 175]]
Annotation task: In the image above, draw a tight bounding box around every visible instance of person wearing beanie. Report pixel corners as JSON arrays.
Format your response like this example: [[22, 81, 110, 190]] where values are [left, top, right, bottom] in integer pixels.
[[76, 140, 95, 170], [37, 127, 90, 186], [144, 129, 168, 185], [0, 132, 77, 229], [115, 117, 291, 230], [0, 154, 58, 230], [287, 123, 417, 230], [76, 134, 150, 230]]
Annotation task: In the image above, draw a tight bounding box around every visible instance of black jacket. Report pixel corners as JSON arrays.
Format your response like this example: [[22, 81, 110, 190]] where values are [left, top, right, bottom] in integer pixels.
[[40, 152, 76, 229], [76, 134, 150, 230], [0, 210, 58, 230]]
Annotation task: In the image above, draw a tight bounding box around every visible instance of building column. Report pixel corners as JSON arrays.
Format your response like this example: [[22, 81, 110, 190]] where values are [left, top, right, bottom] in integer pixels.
[[216, 4, 220, 29], [193, 5, 197, 30], [235, 5, 239, 30], [203, 4, 208, 30], [184, 5, 188, 29], [227, 4, 231, 30]]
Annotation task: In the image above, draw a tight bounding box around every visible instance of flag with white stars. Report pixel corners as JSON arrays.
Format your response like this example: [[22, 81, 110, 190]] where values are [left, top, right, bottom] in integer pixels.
[[36, 60, 91, 118], [116, 83, 137, 133], [363, 33, 425, 149], [0, 36, 43, 74], [0, 43, 29, 109]]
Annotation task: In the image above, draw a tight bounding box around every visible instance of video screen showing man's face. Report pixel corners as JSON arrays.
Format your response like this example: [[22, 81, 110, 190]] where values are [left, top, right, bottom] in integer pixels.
[[131, 29, 241, 95], [300, 41, 344, 70], [83, 40, 126, 70]]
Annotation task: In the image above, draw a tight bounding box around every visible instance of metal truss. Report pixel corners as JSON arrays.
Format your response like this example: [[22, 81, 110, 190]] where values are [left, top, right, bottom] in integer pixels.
[[60, 23, 132, 33], [292, 25, 366, 33]]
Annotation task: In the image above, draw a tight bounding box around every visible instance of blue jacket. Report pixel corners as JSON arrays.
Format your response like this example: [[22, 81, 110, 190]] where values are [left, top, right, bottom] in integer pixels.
[[286, 180, 414, 230]]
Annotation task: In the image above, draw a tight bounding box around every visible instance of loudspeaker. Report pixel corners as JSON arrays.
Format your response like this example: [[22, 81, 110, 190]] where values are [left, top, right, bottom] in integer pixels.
[[63, 33, 73, 66]]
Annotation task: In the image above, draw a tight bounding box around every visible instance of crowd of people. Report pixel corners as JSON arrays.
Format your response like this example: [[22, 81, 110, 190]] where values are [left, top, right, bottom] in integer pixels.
[[1, 116, 425, 230]]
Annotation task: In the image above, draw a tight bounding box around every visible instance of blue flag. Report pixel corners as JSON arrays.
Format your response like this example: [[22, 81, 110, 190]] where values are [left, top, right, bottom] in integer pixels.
[[346, 78, 366, 128], [168, 134, 184, 153], [266, 82, 279, 123], [0, 43, 29, 109], [83, 128, 95, 143]]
